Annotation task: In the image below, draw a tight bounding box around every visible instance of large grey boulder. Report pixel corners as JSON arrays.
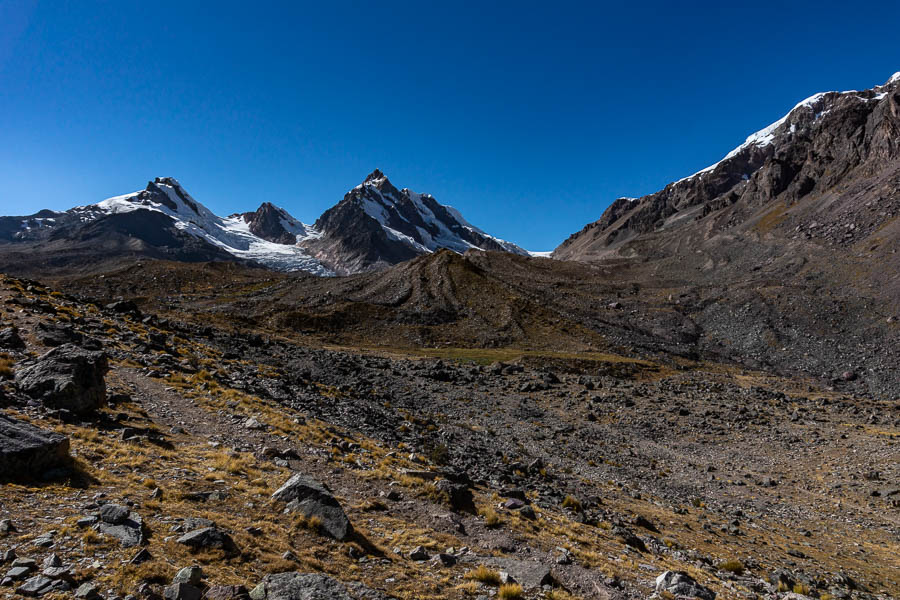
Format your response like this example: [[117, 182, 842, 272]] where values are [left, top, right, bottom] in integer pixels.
[[0, 327, 25, 351], [485, 558, 554, 591], [16, 574, 69, 597], [176, 526, 238, 554], [0, 414, 70, 479], [164, 582, 203, 600], [95, 505, 145, 547], [271, 474, 352, 541], [249, 573, 396, 600], [655, 571, 716, 600], [15, 344, 109, 415]]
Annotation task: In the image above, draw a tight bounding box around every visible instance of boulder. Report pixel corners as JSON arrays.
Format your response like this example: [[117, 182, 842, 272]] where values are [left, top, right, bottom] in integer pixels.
[[34, 323, 82, 347], [206, 585, 250, 600], [16, 575, 68, 597], [0, 414, 70, 480], [249, 572, 396, 600], [0, 328, 25, 351], [164, 582, 203, 600], [99, 503, 130, 525], [106, 300, 141, 316], [95, 507, 145, 547], [73, 582, 101, 599], [172, 566, 203, 586], [15, 345, 108, 415], [176, 527, 238, 554], [271, 474, 353, 540], [655, 571, 716, 600], [434, 479, 475, 513], [486, 559, 554, 591]]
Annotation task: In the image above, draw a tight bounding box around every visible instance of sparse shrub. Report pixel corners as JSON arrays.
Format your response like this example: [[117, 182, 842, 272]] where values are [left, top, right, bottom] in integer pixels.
[[81, 529, 103, 546], [793, 583, 811, 595], [292, 514, 323, 534], [111, 560, 171, 589], [427, 442, 450, 465], [464, 565, 501, 585], [455, 581, 479, 595], [422, 482, 450, 505], [0, 354, 14, 379], [719, 559, 744, 574], [498, 583, 524, 599], [562, 495, 582, 512], [478, 506, 502, 528], [360, 499, 388, 512], [547, 591, 582, 600]]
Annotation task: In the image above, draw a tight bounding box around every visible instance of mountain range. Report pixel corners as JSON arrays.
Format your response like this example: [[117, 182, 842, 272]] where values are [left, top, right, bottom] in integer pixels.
[[2, 73, 899, 600], [4, 74, 899, 281], [0, 170, 528, 276]]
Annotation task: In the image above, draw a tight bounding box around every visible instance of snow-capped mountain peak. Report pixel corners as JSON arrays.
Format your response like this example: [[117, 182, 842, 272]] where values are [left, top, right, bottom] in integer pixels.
[[307, 171, 529, 273], [677, 74, 900, 185], [75, 177, 333, 274]]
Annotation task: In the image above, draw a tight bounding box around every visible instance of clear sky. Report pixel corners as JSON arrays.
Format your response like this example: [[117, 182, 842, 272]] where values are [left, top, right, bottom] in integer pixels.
[[2, 1, 899, 251]]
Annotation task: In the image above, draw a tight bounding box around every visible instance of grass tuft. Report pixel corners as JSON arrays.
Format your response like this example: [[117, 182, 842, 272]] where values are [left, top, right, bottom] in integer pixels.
[[464, 565, 501, 585], [498, 583, 524, 599]]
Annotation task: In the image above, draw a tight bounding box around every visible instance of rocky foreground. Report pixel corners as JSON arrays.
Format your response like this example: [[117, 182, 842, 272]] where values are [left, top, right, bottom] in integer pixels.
[[0, 274, 897, 600]]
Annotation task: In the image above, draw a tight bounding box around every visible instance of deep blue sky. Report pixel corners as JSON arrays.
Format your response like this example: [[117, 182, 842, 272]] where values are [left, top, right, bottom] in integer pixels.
[[2, 1, 899, 250]]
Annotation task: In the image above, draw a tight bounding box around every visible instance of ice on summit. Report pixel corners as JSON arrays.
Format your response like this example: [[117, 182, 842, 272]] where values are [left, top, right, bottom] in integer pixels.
[[675, 74, 898, 186], [351, 175, 529, 256], [89, 178, 333, 275]]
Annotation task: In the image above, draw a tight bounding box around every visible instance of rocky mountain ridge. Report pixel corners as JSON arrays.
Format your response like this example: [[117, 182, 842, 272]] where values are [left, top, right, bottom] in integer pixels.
[[0, 173, 527, 277], [554, 72, 900, 261]]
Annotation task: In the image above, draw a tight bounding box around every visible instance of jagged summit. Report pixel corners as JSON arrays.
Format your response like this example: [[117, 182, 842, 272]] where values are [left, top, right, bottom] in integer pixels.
[[305, 171, 529, 275], [233, 202, 316, 246], [363, 168, 387, 183]]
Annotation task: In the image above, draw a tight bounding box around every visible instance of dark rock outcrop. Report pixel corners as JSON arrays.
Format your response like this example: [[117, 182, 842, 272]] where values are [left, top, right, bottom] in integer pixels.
[[176, 526, 238, 554], [95, 505, 145, 547], [555, 74, 900, 261], [271, 474, 353, 540], [15, 344, 108, 415], [238, 203, 299, 245], [0, 327, 25, 351], [0, 414, 70, 480]]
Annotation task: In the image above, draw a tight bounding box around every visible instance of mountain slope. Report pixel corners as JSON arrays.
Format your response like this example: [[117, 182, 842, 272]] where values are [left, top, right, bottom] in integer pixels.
[[555, 72, 900, 264]]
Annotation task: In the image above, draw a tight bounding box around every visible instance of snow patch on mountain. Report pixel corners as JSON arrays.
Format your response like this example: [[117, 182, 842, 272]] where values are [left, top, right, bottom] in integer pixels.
[[89, 178, 332, 275], [349, 174, 529, 257], [675, 76, 898, 186]]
